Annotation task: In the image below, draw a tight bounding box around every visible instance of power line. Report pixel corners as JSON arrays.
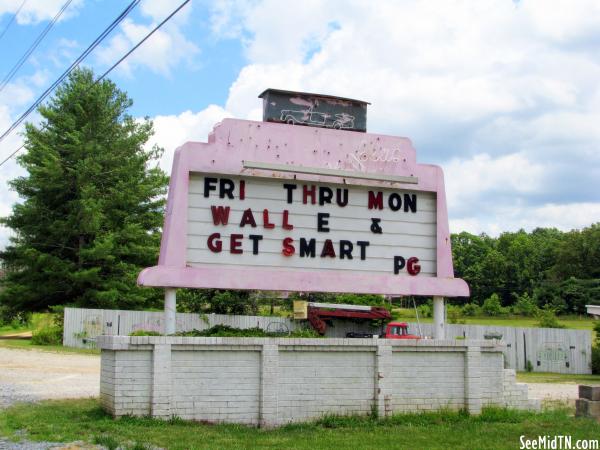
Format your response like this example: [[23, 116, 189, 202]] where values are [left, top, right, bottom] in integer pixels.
[[0, 0, 140, 146], [0, 0, 73, 94], [0, 0, 27, 44], [0, 143, 24, 168], [97, 0, 192, 82], [0, 0, 192, 169]]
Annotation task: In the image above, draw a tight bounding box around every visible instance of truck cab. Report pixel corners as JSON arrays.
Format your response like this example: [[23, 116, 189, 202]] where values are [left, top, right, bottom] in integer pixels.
[[385, 322, 420, 339]]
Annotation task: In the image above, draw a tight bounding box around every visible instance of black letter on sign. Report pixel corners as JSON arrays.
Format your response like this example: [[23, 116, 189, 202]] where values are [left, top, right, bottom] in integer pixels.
[[404, 193, 417, 213], [336, 188, 348, 207], [317, 213, 330, 232], [283, 183, 297, 204], [204, 177, 217, 197], [248, 235, 263, 255], [394, 256, 406, 274], [299, 238, 316, 258], [319, 186, 333, 205], [388, 193, 402, 211], [370, 218, 382, 234], [339, 240, 353, 260], [356, 241, 370, 260], [220, 178, 235, 199]]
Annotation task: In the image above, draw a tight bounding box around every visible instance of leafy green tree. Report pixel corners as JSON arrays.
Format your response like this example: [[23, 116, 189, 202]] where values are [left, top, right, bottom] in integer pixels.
[[177, 289, 257, 315], [551, 223, 600, 280], [0, 68, 168, 315]]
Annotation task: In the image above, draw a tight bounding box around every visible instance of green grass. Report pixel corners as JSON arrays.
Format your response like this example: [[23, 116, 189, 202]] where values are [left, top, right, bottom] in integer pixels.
[[517, 372, 600, 384], [394, 308, 596, 333], [0, 326, 29, 336], [0, 338, 99, 355], [0, 399, 598, 450]]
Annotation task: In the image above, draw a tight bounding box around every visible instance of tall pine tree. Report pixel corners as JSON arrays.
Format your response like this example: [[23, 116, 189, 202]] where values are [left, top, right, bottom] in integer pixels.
[[0, 68, 168, 316]]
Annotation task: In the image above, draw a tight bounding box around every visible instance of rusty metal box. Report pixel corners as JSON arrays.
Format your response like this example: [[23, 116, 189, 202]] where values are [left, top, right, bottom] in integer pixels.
[[259, 88, 369, 132]]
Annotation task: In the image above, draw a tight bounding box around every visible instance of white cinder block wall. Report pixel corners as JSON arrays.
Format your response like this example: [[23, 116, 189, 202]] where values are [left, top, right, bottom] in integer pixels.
[[98, 336, 538, 427]]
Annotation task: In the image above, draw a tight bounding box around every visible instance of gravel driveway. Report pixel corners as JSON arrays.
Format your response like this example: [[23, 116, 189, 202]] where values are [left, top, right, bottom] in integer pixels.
[[0, 347, 100, 409]]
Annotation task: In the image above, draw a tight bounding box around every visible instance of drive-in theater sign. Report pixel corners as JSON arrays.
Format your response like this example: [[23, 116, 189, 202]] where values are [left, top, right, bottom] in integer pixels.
[[138, 89, 469, 338]]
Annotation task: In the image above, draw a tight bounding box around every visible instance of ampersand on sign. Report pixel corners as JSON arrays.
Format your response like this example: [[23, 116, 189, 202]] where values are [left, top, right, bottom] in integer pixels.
[[370, 218, 383, 234]]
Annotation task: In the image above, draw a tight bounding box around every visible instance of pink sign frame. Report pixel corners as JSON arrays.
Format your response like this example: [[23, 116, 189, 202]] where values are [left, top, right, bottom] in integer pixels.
[[138, 118, 469, 297]]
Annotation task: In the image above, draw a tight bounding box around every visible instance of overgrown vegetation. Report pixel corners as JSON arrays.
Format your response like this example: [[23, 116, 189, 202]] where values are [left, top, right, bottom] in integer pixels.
[[0, 399, 598, 450], [31, 306, 63, 345], [593, 321, 600, 374], [172, 324, 321, 338], [129, 329, 161, 336]]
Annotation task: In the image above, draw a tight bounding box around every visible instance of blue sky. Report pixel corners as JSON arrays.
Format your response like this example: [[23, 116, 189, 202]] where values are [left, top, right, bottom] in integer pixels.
[[0, 0, 599, 248]]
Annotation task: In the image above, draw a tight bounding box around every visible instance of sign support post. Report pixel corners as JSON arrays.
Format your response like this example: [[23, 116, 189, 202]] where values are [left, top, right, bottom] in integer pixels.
[[433, 296, 445, 339], [164, 288, 176, 335]]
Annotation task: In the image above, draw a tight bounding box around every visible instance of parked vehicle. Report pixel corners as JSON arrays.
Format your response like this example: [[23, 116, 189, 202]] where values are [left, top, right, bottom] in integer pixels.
[[296, 301, 421, 339]]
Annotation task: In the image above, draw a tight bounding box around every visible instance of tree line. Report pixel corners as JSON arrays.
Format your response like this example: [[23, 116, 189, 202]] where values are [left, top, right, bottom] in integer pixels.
[[451, 225, 600, 314]]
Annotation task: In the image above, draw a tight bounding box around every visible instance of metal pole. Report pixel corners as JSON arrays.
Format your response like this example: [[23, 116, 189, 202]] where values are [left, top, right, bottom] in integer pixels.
[[164, 288, 176, 335], [433, 296, 445, 339]]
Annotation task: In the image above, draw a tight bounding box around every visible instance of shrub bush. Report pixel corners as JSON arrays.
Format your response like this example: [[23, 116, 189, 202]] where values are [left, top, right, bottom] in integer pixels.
[[536, 307, 565, 329], [130, 330, 162, 336], [592, 346, 600, 374], [512, 292, 539, 317], [31, 309, 64, 345], [592, 322, 600, 375], [174, 325, 321, 338], [447, 305, 465, 324], [31, 324, 62, 345], [417, 304, 432, 318], [481, 294, 507, 316], [461, 303, 480, 316]]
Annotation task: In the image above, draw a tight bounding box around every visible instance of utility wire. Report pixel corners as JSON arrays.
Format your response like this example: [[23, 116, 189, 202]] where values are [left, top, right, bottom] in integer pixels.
[[0, 0, 192, 169], [0, 0, 73, 94], [0, 0, 140, 146], [97, 0, 192, 82], [0, 0, 27, 44]]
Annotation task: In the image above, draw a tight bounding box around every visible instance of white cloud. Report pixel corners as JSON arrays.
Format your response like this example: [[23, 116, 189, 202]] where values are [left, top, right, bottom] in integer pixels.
[[95, 0, 198, 77], [0, 0, 83, 25], [444, 153, 545, 212], [145, 105, 233, 172], [450, 202, 600, 236]]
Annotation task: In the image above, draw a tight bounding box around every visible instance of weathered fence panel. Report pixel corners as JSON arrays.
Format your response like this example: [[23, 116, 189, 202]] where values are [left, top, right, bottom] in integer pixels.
[[63, 307, 592, 374]]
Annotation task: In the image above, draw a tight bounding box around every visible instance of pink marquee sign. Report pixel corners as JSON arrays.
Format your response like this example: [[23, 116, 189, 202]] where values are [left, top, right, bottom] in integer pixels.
[[138, 118, 469, 297]]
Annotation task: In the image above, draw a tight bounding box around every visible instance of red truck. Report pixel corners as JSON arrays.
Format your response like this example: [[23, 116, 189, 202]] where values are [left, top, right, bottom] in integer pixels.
[[295, 301, 421, 339]]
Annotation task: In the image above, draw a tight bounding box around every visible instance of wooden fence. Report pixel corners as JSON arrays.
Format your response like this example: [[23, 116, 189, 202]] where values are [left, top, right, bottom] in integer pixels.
[[63, 307, 592, 374]]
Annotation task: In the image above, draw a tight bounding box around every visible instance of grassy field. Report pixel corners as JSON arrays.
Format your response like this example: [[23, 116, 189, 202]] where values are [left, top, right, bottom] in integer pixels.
[[0, 323, 30, 336], [517, 372, 600, 384], [394, 308, 597, 337], [0, 337, 99, 355], [0, 399, 599, 450]]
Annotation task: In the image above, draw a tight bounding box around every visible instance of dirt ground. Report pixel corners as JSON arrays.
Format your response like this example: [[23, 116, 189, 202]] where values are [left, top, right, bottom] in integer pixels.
[[525, 382, 579, 403], [0, 347, 100, 408]]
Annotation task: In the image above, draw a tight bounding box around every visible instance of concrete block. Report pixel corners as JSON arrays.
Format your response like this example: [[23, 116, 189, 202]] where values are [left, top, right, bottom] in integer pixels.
[[579, 385, 600, 401], [576, 398, 600, 417]]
